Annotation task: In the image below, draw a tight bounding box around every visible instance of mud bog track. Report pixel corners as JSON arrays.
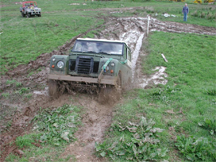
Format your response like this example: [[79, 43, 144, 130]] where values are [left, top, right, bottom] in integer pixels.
[[1, 14, 216, 161]]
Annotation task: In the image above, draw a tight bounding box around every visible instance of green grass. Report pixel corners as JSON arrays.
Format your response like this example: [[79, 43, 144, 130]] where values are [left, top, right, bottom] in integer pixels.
[[5, 143, 74, 162], [144, 32, 216, 160]]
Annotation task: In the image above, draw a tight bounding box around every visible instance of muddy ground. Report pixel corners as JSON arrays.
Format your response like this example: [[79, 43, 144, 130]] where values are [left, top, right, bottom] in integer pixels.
[[1, 8, 216, 161]]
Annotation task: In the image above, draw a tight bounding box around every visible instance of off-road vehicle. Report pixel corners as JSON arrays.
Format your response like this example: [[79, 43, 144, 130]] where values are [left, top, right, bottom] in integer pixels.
[[20, 1, 41, 18], [48, 38, 132, 99]]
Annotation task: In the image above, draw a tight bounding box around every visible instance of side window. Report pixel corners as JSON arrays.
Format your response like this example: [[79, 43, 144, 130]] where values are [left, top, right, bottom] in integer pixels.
[[124, 45, 127, 59], [127, 47, 131, 61]]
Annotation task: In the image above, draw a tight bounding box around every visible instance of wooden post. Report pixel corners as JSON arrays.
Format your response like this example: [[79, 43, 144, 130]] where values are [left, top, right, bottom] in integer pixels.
[[147, 15, 150, 36]]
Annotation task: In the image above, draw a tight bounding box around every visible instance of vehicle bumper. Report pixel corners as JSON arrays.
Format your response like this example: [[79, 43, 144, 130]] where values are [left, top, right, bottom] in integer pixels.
[[30, 12, 40, 15], [48, 74, 117, 85]]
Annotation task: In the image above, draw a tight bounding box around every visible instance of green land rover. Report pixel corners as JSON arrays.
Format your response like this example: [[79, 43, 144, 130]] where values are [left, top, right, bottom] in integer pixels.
[[48, 38, 132, 98]]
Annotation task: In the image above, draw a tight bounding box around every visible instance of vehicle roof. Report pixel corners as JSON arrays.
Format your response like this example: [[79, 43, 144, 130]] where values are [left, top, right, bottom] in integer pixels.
[[77, 38, 128, 45]]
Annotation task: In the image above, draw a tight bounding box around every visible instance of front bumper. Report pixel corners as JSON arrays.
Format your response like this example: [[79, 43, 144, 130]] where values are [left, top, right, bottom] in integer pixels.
[[30, 11, 40, 15], [48, 74, 117, 85]]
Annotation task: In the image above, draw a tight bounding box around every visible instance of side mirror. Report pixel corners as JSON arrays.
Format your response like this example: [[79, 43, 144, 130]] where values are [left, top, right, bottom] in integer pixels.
[[121, 60, 127, 64]]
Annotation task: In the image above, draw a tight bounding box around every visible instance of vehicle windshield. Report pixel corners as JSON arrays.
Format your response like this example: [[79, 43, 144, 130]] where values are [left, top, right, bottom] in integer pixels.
[[72, 40, 123, 55], [23, 2, 37, 7]]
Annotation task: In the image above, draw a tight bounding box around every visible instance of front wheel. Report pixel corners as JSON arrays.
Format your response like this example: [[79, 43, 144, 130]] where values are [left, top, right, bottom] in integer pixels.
[[21, 12, 25, 17], [115, 73, 122, 92], [48, 80, 59, 99], [98, 73, 122, 104], [26, 13, 30, 18], [38, 13, 41, 17], [115, 73, 122, 99]]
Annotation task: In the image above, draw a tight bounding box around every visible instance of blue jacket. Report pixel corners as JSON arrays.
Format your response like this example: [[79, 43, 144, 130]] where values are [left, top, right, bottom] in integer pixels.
[[182, 6, 189, 14]]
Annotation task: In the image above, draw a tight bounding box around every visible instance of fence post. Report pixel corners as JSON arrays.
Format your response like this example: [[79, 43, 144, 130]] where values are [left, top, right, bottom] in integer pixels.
[[147, 15, 150, 36]]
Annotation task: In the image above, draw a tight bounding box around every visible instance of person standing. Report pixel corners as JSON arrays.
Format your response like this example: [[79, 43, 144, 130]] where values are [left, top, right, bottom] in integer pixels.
[[182, 3, 189, 22]]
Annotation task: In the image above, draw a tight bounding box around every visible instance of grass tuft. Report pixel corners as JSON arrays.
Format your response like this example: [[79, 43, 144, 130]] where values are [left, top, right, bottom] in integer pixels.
[[33, 104, 81, 146], [96, 116, 168, 161]]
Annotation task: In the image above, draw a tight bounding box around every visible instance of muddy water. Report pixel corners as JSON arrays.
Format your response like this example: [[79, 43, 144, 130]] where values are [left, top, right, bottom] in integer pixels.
[[131, 33, 145, 81]]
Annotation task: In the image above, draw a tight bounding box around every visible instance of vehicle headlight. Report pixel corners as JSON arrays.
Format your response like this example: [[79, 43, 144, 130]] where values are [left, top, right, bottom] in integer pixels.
[[52, 57, 55, 62], [101, 64, 109, 72], [110, 62, 115, 67], [57, 61, 64, 68]]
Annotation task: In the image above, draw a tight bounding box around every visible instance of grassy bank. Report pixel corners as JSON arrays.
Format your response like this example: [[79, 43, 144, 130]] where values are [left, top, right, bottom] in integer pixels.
[[96, 32, 216, 161]]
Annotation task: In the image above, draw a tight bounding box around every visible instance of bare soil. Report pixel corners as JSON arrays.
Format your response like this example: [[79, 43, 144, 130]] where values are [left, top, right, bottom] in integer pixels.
[[1, 9, 216, 161]]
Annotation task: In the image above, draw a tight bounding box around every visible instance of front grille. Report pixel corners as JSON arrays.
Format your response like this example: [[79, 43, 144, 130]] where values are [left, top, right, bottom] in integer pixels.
[[75, 56, 93, 74], [69, 59, 76, 71], [93, 62, 99, 73]]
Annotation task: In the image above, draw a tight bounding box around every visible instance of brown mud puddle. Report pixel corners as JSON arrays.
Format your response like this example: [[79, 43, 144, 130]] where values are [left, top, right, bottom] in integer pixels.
[[1, 12, 216, 161]]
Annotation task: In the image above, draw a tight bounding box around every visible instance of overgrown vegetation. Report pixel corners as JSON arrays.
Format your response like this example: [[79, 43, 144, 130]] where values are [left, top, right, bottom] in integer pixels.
[[5, 104, 81, 161], [33, 104, 81, 146], [175, 135, 216, 161], [190, 4, 216, 20], [198, 118, 216, 135], [96, 117, 168, 161]]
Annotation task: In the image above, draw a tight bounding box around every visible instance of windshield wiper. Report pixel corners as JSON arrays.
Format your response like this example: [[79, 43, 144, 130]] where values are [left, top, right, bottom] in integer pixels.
[[100, 51, 109, 54], [87, 51, 97, 53]]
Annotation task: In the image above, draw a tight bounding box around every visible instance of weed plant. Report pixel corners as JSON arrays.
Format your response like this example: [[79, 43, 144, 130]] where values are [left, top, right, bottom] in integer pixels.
[[33, 104, 81, 146], [175, 135, 216, 161], [96, 116, 168, 161], [6, 79, 22, 87], [5, 104, 81, 161]]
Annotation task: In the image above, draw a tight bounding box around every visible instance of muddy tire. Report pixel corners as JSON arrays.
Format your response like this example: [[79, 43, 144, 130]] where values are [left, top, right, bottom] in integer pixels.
[[26, 13, 30, 18], [116, 73, 122, 90], [115, 73, 122, 99], [98, 85, 115, 104], [38, 13, 41, 17], [21, 12, 25, 17], [48, 80, 59, 99], [98, 73, 122, 104], [124, 77, 131, 91]]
